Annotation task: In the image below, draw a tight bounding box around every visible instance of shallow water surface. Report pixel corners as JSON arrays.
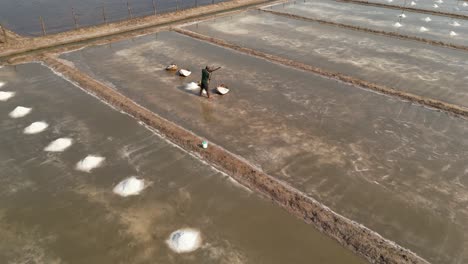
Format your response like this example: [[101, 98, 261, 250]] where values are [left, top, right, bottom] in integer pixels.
[[0, 63, 364, 263], [61, 31, 468, 264]]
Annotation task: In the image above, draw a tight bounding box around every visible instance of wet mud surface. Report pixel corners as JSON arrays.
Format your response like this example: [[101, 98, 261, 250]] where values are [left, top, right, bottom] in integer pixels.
[[0, 63, 366, 263], [264, 0, 468, 47], [183, 11, 468, 109], [61, 31, 468, 264]]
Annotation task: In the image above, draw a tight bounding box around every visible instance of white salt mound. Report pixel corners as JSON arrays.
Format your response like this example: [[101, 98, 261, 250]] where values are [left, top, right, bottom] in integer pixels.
[[450, 21, 460, 27], [0, 82, 5, 88], [24, 121, 48, 134], [393, 22, 402, 28], [179, 69, 191, 77], [435, 0, 443, 4], [398, 14, 406, 18], [419, 26, 429, 32], [44, 138, 73, 152], [433, 4, 439, 8], [410, 1, 416, 6], [166, 228, 202, 253], [0, 91, 15, 101], [184, 82, 200, 90], [76, 155, 105, 172], [464, 2, 468, 7], [113, 176, 146, 197], [424, 17, 432, 22], [450, 31, 458, 36], [9, 106, 32, 118]]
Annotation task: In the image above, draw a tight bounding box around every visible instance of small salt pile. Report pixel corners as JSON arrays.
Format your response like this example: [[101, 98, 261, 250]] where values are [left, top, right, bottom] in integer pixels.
[[44, 138, 73, 152], [166, 228, 202, 253], [450, 31, 458, 36], [398, 13, 406, 18], [0, 82, 5, 88], [435, 0, 443, 3], [463, 2, 468, 7], [387, 0, 393, 2], [9, 106, 32, 118], [76, 155, 105, 172], [419, 26, 429, 32], [113, 177, 146, 197], [24, 121, 48, 134], [0, 91, 15, 101], [410, 1, 416, 6], [184, 82, 200, 90], [393, 22, 403, 28], [424, 17, 432, 22], [433, 4, 439, 8], [450, 21, 460, 27]]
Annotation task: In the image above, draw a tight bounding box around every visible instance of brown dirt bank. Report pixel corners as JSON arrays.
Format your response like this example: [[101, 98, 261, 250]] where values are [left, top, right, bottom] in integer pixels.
[[0, 0, 276, 60], [261, 9, 468, 52], [41, 55, 429, 264], [336, 0, 468, 20], [173, 28, 468, 119]]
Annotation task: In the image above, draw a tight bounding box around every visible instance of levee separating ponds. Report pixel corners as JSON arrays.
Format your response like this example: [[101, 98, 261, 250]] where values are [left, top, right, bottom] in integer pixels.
[[0, 62, 366, 263], [59, 31, 468, 263], [182, 11, 468, 110]]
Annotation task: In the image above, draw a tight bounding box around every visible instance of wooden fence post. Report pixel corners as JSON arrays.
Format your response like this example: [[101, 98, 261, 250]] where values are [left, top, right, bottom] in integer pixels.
[[127, 1, 133, 18], [39, 16, 47, 35], [152, 0, 157, 15], [71, 7, 78, 29]]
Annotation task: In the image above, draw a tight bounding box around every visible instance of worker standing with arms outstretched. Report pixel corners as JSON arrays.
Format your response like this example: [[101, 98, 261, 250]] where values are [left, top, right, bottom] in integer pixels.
[[200, 66, 221, 99]]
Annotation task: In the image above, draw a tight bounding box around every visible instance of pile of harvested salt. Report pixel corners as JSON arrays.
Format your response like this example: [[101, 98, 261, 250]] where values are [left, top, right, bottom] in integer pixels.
[[0, 91, 15, 101], [184, 82, 200, 90], [166, 228, 202, 253], [44, 138, 73, 152], [9, 106, 32, 118], [113, 176, 146, 197], [76, 155, 105, 172], [0, 82, 5, 88], [24, 121, 48, 134]]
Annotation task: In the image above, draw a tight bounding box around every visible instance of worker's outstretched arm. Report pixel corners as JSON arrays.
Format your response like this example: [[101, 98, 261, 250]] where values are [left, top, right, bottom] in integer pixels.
[[212, 67, 222, 72]]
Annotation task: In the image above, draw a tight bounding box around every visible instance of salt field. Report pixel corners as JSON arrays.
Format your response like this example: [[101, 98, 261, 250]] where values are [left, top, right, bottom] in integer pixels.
[[265, 0, 468, 47], [0, 63, 365, 263], [361, 0, 468, 16], [61, 31, 468, 263], [185, 11, 468, 108], [0, 0, 227, 36], [2, 0, 468, 262]]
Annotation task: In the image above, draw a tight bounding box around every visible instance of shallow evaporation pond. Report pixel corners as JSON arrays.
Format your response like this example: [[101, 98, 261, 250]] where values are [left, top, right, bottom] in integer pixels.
[[9, 106, 32, 118], [23, 121, 49, 134], [113, 176, 146, 197], [44, 138, 73, 152], [166, 228, 202, 253], [0, 91, 15, 101], [76, 155, 106, 172]]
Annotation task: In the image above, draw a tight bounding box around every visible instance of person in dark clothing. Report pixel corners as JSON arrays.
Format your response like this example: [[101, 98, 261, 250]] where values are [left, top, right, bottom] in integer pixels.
[[200, 66, 221, 98]]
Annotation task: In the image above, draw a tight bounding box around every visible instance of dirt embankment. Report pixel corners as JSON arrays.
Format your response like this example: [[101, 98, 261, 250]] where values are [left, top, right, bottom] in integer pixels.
[[336, 0, 468, 20], [0, 0, 272, 59], [261, 9, 468, 52], [173, 28, 468, 119], [42, 55, 430, 264]]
